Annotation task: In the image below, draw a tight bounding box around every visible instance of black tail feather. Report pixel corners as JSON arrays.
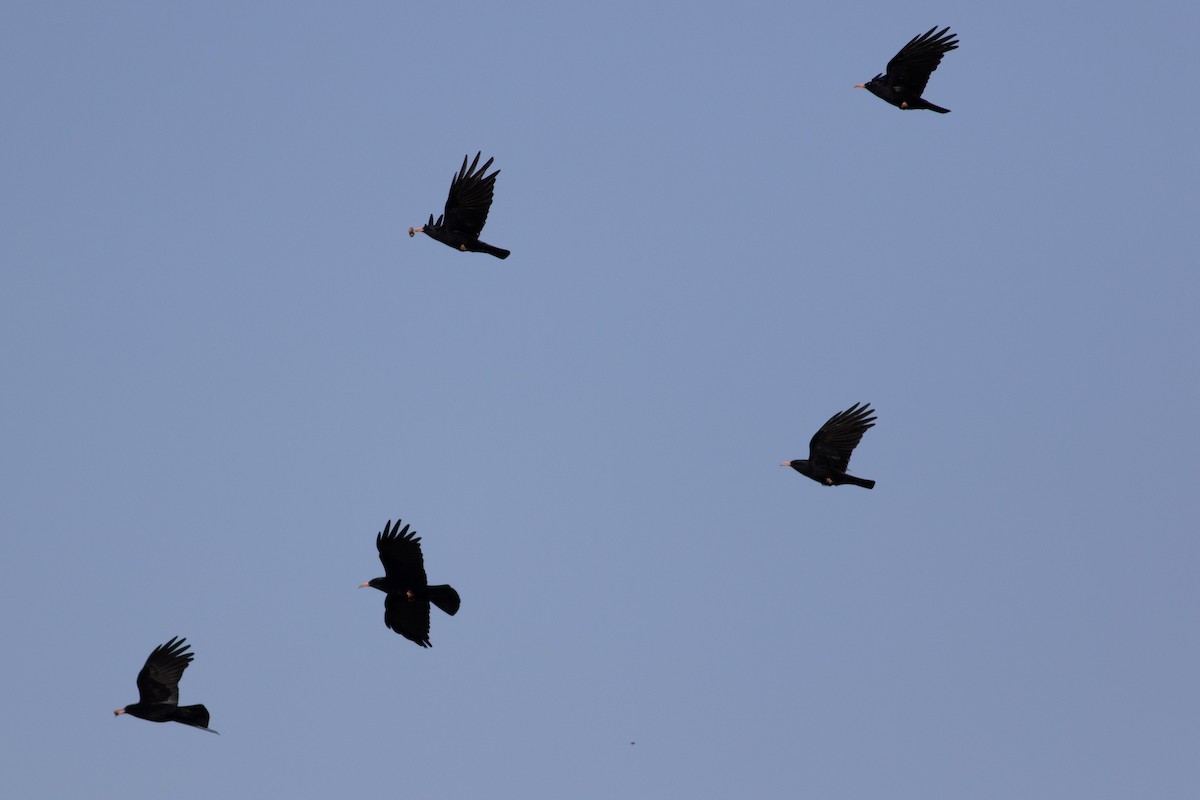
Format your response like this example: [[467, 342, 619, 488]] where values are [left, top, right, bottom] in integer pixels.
[[428, 585, 461, 616], [174, 704, 217, 733], [478, 243, 510, 259], [845, 475, 876, 489]]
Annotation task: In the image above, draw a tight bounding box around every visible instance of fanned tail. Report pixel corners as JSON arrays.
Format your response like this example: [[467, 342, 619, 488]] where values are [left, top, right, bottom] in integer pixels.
[[428, 585, 461, 616], [175, 704, 218, 733]]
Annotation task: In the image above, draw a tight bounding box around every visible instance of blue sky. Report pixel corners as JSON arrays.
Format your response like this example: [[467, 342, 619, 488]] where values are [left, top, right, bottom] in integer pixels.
[[2, 2, 1198, 798]]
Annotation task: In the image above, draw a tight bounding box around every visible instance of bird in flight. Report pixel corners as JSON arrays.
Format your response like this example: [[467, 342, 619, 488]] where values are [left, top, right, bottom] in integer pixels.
[[114, 636, 218, 733], [855, 27, 958, 113], [360, 519, 461, 647], [781, 403, 877, 489], [409, 152, 510, 259]]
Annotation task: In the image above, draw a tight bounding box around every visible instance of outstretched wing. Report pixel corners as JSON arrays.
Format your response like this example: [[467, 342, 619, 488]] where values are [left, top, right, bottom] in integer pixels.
[[884, 27, 958, 98], [384, 593, 433, 648], [808, 403, 877, 473], [136, 636, 193, 706], [441, 151, 499, 238], [376, 519, 428, 587]]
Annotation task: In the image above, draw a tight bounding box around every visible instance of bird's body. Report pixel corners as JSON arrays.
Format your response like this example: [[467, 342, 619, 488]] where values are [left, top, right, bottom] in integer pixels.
[[114, 636, 217, 733], [409, 152, 510, 259], [782, 403, 877, 489], [856, 26, 958, 113], [361, 519, 460, 647]]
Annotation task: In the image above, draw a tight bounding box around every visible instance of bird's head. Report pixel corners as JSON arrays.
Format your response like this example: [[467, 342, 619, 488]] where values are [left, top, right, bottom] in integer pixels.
[[780, 459, 804, 470], [409, 214, 437, 238], [359, 578, 385, 592], [113, 707, 127, 716], [854, 74, 884, 90]]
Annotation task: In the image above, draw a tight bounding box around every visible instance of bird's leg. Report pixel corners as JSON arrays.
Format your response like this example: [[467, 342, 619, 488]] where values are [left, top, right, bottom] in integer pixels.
[[459, 244, 468, 252], [825, 478, 833, 486], [406, 590, 416, 602], [900, 102, 909, 109]]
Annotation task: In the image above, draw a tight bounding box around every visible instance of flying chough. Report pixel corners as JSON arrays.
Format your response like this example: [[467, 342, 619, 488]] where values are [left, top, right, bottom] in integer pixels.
[[855, 27, 959, 113], [360, 519, 461, 647], [114, 636, 218, 733], [781, 403, 877, 489], [409, 152, 510, 259]]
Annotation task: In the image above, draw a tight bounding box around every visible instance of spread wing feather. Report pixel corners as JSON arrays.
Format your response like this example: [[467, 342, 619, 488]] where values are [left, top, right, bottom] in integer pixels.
[[384, 593, 433, 648], [808, 403, 877, 474], [135, 636, 193, 707], [441, 151, 499, 238], [376, 519, 428, 587], [884, 26, 958, 98]]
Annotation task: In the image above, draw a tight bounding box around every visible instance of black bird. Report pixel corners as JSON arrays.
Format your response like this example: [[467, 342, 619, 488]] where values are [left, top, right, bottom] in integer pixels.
[[409, 152, 510, 259], [781, 403, 877, 489], [114, 636, 217, 733], [855, 27, 958, 113], [360, 519, 461, 647]]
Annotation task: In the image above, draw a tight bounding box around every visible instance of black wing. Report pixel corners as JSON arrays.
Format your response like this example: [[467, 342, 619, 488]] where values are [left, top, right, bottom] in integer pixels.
[[135, 636, 193, 706], [384, 592, 433, 647], [808, 403, 877, 473], [376, 519, 428, 587], [884, 27, 958, 98], [441, 152, 499, 238]]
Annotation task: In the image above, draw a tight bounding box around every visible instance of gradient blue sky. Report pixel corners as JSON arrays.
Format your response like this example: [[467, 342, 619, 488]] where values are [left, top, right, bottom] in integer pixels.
[[3, 2, 1198, 798]]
